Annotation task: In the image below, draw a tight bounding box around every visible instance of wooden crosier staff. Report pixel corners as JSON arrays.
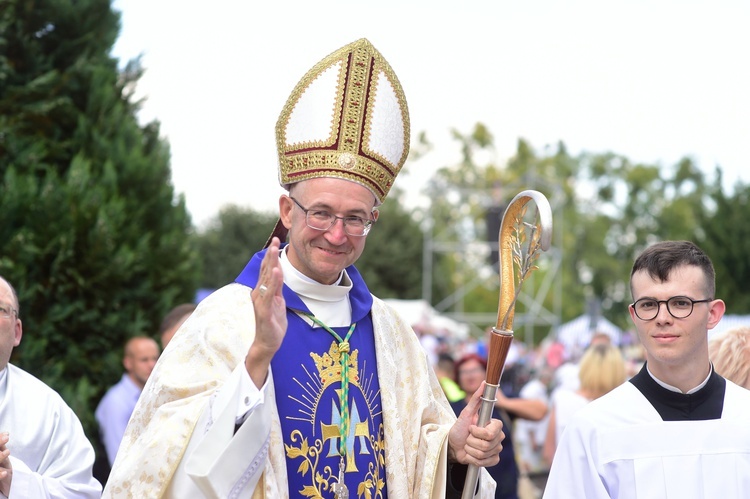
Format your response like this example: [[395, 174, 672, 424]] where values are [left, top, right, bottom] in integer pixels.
[[461, 190, 552, 499]]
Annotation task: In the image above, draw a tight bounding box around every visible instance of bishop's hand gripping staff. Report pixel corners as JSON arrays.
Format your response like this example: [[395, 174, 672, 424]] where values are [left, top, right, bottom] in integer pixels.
[[461, 190, 552, 499]]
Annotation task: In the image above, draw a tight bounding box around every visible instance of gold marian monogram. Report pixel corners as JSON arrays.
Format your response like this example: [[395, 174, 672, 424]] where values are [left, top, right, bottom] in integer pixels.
[[285, 341, 386, 498]]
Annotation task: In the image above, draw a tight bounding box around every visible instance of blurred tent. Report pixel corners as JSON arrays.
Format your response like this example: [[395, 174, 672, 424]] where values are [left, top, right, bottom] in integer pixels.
[[383, 299, 470, 341], [554, 314, 623, 353]]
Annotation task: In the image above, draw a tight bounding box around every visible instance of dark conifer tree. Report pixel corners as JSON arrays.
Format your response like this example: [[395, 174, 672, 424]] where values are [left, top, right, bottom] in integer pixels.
[[0, 0, 201, 446]]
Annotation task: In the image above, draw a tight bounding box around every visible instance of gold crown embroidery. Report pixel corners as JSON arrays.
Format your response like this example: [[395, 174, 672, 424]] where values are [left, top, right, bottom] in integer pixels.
[[311, 341, 360, 389]]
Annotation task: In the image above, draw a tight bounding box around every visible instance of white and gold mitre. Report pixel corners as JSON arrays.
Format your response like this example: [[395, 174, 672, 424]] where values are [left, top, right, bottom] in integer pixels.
[[275, 38, 410, 204]]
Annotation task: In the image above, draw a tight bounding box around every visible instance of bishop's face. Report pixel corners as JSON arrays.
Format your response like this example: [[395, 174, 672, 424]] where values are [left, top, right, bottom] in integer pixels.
[[280, 177, 378, 285], [629, 265, 724, 387]]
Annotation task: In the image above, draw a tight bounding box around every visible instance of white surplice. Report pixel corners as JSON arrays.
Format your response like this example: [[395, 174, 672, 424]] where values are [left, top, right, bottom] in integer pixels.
[[0, 364, 102, 498], [543, 380, 750, 499]]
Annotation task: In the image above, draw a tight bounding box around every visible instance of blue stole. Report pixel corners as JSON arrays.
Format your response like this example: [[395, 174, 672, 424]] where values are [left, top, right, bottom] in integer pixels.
[[236, 247, 388, 498]]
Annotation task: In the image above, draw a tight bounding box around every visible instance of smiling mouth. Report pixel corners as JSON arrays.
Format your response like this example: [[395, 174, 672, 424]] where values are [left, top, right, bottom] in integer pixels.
[[316, 245, 347, 255]]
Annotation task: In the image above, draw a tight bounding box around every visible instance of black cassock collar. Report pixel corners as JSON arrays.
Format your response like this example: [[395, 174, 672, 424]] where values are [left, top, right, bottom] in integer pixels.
[[629, 363, 725, 421]]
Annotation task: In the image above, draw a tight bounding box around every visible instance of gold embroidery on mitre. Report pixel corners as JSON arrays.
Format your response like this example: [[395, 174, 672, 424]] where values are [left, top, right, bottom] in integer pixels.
[[276, 38, 410, 204], [311, 341, 360, 389], [339, 152, 356, 170]]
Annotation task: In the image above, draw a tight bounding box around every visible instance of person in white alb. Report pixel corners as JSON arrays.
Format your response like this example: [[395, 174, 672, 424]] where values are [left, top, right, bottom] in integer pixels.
[[544, 240, 750, 498], [105, 38, 505, 498], [0, 275, 102, 498]]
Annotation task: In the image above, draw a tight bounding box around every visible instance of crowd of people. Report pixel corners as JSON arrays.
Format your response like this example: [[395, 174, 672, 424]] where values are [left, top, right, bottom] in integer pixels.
[[3, 37, 750, 499], [427, 327, 750, 498], [421, 328, 635, 498]]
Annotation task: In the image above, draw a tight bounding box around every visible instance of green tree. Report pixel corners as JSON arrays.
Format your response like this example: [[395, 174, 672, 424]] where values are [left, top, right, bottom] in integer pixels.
[[416, 124, 747, 342], [699, 179, 750, 313], [194, 205, 278, 290], [355, 186, 424, 299], [420, 128, 571, 343], [573, 153, 720, 327], [502, 138, 580, 335], [422, 124, 506, 311], [0, 0, 200, 440]]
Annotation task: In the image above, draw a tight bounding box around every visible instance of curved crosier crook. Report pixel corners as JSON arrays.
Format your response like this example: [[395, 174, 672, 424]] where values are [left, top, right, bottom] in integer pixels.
[[497, 189, 553, 333], [462, 189, 553, 499]]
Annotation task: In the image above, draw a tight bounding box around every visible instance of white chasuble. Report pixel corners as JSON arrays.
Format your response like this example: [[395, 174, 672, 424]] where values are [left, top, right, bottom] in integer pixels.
[[104, 282, 496, 498]]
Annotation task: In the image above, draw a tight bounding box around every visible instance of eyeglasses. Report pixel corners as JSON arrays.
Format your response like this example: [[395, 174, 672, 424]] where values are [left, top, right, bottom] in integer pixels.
[[289, 197, 374, 237], [631, 296, 712, 321], [0, 305, 17, 320]]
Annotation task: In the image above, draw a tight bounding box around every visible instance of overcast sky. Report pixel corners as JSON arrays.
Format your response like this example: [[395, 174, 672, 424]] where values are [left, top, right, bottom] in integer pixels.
[[112, 0, 750, 228]]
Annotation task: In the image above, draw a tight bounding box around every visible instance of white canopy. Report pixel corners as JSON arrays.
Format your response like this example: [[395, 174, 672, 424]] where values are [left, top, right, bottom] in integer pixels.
[[383, 299, 469, 340], [554, 314, 623, 352]]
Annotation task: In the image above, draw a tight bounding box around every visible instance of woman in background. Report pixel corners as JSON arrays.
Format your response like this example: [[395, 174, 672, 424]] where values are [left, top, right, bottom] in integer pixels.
[[452, 354, 547, 499], [543, 343, 626, 465]]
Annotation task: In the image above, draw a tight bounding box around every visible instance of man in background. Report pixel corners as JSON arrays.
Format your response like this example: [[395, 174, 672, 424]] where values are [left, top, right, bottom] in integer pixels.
[[95, 335, 159, 467], [0, 275, 101, 497]]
